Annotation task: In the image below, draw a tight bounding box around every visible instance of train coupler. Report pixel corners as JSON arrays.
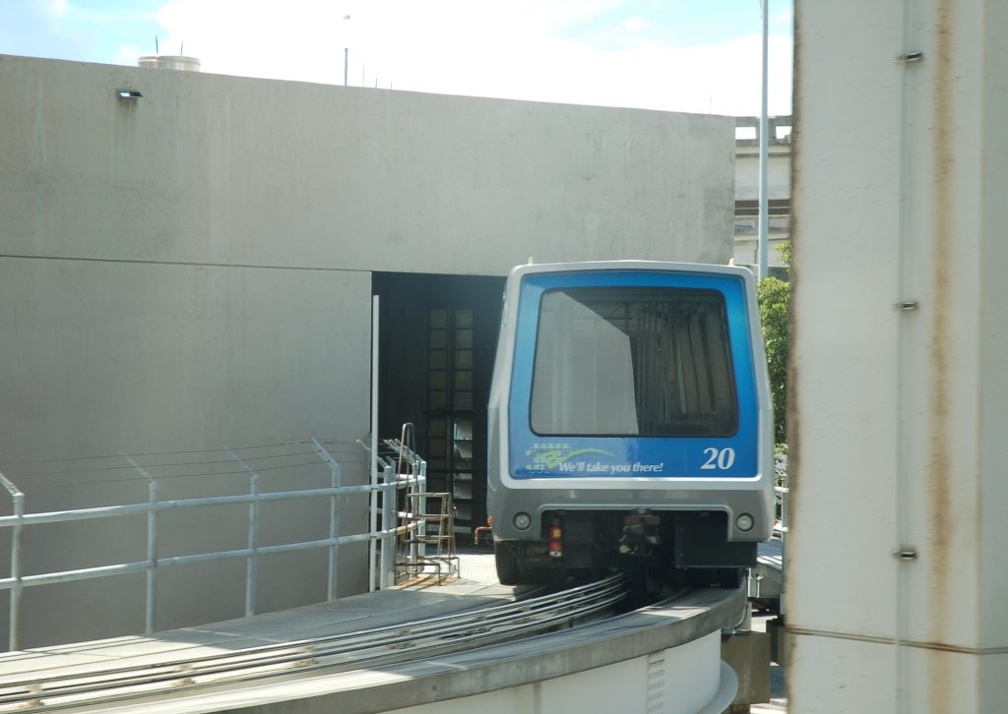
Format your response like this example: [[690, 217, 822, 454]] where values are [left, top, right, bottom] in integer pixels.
[[618, 513, 661, 556]]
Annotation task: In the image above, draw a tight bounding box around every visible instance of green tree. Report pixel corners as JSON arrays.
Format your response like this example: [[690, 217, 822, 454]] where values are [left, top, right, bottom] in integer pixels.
[[757, 245, 790, 445]]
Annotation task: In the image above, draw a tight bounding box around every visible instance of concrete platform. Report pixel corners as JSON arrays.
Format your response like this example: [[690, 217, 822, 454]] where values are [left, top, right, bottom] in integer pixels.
[[0, 551, 781, 713], [0, 550, 513, 682]]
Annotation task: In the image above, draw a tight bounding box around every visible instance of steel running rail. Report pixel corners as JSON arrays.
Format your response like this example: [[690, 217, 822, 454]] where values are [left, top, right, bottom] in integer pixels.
[[0, 573, 629, 712]]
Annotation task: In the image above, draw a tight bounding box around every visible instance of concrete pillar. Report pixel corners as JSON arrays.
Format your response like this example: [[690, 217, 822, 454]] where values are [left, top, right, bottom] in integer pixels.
[[791, 0, 1008, 711]]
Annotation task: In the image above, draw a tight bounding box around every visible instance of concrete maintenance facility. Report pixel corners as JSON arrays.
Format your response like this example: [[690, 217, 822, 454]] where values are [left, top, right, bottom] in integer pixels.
[[0, 54, 737, 649]]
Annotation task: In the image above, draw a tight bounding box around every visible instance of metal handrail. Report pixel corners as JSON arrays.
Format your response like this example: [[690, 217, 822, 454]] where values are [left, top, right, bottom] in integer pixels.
[[0, 438, 421, 652]]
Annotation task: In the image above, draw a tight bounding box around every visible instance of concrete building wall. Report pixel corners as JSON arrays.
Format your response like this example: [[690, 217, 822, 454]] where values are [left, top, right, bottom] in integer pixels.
[[0, 54, 734, 647], [1, 56, 733, 278], [792, 0, 1008, 711]]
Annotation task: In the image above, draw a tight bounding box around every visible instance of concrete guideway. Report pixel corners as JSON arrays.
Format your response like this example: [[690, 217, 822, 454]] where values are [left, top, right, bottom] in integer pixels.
[[0, 574, 517, 708], [0, 553, 750, 713], [85, 587, 746, 714]]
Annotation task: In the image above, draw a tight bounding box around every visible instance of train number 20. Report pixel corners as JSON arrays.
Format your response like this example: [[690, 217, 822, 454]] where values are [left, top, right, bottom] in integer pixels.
[[701, 447, 736, 470]]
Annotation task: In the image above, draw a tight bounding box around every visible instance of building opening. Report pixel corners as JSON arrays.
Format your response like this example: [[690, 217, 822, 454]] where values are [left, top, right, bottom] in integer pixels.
[[372, 272, 505, 542]]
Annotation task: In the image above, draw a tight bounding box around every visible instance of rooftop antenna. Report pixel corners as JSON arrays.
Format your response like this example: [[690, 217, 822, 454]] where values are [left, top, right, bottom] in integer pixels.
[[343, 15, 350, 87], [155, 35, 159, 53]]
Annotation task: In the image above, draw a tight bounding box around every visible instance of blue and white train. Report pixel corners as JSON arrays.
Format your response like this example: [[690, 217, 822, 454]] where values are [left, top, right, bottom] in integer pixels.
[[487, 261, 775, 588]]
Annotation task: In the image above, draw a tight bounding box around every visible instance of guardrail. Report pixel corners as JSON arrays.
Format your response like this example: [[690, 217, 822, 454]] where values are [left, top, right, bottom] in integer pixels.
[[0, 436, 428, 651]]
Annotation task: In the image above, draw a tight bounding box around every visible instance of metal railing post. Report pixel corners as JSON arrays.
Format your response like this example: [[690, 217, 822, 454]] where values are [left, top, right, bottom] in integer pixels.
[[380, 465, 396, 590], [120, 452, 158, 634], [409, 457, 425, 568], [3, 473, 25, 652], [146, 479, 159, 633], [224, 448, 261, 618], [9, 496, 23, 652], [246, 473, 259, 617], [310, 437, 342, 601]]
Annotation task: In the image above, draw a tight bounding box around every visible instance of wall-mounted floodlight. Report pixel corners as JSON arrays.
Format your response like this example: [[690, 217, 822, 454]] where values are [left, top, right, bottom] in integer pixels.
[[117, 90, 143, 99]]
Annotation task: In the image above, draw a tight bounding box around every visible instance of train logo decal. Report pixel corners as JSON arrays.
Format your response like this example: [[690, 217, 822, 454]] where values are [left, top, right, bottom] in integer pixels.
[[523, 442, 617, 473]]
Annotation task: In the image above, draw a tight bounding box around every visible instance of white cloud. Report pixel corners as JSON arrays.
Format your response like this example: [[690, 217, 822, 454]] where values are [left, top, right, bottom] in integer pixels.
[[112, 43, 146, 67], [621, 17, 647, 33], [772, 7, 793, 24], [43, 0, 68, 19], [129, 0, 791, 116]]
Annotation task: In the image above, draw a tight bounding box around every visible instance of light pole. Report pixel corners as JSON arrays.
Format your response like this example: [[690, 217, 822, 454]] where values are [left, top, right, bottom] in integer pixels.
[[757, 0, 770, 281], [343, 14, 351, 86]]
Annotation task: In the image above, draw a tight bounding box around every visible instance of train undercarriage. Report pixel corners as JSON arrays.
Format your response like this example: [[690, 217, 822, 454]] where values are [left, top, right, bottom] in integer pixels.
[[494, 509, 756, 591]]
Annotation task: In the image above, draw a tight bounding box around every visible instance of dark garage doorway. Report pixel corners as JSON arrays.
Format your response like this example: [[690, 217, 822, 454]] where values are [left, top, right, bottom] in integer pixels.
[[372, 272, 505, 543]]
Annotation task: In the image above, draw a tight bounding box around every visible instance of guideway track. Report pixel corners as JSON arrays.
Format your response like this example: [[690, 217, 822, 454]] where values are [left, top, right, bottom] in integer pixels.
[[0, 574, 629, 711]]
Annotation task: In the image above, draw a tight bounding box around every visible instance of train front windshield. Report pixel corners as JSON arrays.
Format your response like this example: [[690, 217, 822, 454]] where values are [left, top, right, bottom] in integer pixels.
[[530, 287, 738, 438]]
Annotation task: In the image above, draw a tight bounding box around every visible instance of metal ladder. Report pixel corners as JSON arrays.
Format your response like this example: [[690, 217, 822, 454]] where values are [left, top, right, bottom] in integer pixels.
[[402, 490, 459, 584], [382, 427, 459, 585]]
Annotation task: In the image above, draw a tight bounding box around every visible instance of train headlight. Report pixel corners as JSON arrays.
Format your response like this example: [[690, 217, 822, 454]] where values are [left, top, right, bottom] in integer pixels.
[[735, 513, 755, 533], [513, 512, 532, 531]]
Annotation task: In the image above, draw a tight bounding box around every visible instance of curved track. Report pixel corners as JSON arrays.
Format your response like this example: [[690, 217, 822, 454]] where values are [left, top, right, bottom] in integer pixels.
[[0, 573, 630, 711]]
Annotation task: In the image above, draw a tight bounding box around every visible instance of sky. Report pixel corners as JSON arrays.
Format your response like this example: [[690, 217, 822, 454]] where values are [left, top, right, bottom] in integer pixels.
[[2, 0, 793, 117]]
